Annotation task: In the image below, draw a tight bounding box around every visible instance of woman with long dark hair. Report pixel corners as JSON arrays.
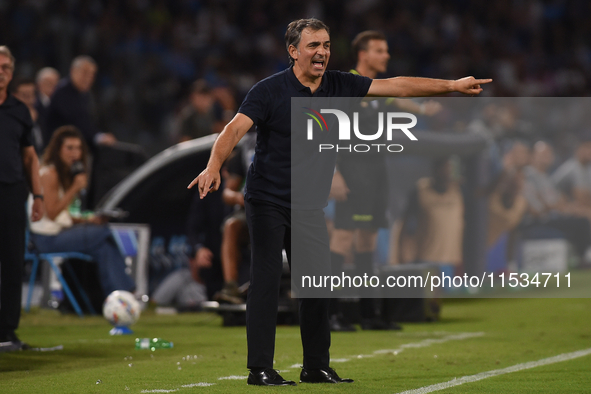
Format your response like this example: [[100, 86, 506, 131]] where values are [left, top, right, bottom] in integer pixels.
[[30, 125, 135, 297]]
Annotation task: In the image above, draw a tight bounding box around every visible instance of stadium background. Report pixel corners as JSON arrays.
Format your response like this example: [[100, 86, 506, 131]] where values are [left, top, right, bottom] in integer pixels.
[[3, 0, 591, 154], [2, 0, 590, 304]]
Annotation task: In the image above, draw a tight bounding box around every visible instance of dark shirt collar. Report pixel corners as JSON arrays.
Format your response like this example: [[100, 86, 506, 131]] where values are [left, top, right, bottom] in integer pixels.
[[66, 77, 79, 92], [57, 76, 81, 94], [287, 66, 328, 95], [0, 93, 19, 108]]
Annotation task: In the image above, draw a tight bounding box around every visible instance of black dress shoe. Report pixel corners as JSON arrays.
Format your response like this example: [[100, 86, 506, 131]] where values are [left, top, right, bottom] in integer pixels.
[[300, 367, 354, 383], [0, 332, 30, 352], [0, 341, 23, 353], [247, 368, 297, 386]]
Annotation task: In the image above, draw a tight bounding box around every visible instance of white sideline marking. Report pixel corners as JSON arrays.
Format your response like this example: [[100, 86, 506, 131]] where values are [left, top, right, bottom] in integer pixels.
[[396, 347, 591, 394], [284, 332, 477, 369], [217, 375, 248, 380], [324, 333, 483, 367], [331, 358, 350, 363], [142, 332, 485, 393], [181, 383, 215, 387], [373, 332, 484, 357]]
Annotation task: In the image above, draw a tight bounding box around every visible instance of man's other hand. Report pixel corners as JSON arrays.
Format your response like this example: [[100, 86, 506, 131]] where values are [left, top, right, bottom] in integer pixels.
[[187, 167, 221, 199]]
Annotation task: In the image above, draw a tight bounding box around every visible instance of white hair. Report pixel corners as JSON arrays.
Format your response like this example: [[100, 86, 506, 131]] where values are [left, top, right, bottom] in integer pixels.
[[0, 45, 15, 69], [71, 55, 97, 70], [36, 67, 60, 84]]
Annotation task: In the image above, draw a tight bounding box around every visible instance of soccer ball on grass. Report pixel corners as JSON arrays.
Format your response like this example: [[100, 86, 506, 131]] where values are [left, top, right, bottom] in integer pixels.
[[103, 290, 140, 328]]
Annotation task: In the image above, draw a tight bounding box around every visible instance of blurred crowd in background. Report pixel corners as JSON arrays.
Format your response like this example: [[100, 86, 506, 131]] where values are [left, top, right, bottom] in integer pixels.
[[2, 0, 591, 154], [4, 0, 591, 310]]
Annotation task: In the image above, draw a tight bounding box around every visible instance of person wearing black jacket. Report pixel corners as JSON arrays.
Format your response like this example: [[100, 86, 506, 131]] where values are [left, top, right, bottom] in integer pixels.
[[34, 67, 60, 147], [44, 56, 116, 151], [0, 45, 44, 352]]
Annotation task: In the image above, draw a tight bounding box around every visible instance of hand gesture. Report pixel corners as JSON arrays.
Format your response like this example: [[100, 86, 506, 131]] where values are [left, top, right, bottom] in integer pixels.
[[453, 76, 492, 95], [187, 167, 221, 199]]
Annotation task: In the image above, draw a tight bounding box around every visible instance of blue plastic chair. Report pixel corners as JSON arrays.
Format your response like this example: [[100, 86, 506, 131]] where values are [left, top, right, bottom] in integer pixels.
[[24, 229, 97, 317]]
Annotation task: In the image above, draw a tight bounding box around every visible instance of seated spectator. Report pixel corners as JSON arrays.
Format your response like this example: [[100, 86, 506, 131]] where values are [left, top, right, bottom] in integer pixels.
[[214, 146, 250, 304], [522, 141, 591, 258], [151, 143, 252, 308], [29, 126, 134, 298], [552, 135, 591, 207], [523, 141, 563, 216], [151, 173, 236, 309], [150, 265, 208, 311], [502, 140, 531, 175], [11, 78, 43, 153], [184, 174, 229, 301], [44, 56, 116, 151], [486, 141, 530, 242], [483, 142, 530, 273], [487, 170, 528, 249]]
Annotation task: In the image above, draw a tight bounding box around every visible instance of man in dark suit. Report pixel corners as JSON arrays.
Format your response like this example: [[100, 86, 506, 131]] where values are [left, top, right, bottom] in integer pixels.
[[44, 56, 116, 151], [34, 67, 60, 146]]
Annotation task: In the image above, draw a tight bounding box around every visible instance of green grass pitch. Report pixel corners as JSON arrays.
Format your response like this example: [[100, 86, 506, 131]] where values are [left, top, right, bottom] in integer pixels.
[[1, 297, 591, 393]]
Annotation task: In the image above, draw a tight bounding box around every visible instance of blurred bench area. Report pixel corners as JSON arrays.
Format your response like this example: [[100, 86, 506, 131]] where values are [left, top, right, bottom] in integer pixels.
[[87, 142, 147, 210]]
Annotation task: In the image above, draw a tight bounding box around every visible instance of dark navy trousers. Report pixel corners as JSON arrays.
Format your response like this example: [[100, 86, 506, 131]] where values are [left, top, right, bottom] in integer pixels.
[[245, 198, 331, 370]]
